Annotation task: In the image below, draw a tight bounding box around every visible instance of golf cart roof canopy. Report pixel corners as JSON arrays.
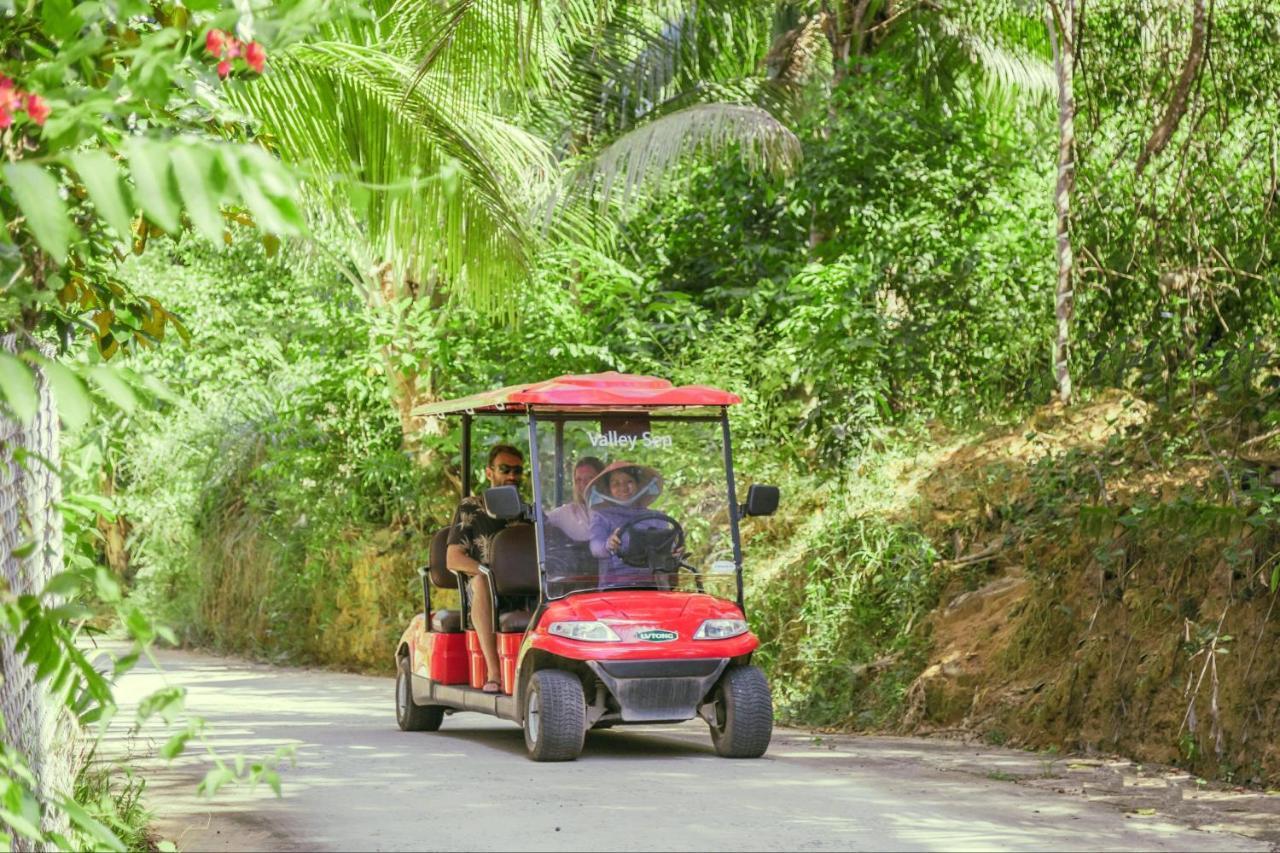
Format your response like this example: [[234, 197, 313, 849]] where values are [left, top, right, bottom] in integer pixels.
[[413, 372, 741, 417]]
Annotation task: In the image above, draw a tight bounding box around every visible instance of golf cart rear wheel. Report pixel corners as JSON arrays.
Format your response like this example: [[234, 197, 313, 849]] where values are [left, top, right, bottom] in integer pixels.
[[524, 670, 586, 762], [396, 656, 444, 732], [709, 665, 773, 758]]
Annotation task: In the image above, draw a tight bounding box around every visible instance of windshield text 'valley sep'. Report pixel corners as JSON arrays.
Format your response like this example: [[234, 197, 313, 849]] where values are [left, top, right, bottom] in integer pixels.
[[587, 431, 673, 450]]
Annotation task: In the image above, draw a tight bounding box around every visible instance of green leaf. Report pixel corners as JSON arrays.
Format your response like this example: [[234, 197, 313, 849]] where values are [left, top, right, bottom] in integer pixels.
[[94, 568, 121, 602], [159, 730, 192, 760], [0, 805, 45, 843], [223, 147, 304, 235], [47, 603, 94, 622], [198, 765, 235, 798], [0, 352, 38, 423], [125, 140, 181, 233], [58, 797, 126, 853], [35, 357, 92, 430], [170, 145, 224, 244], [42, 571, 84, 599], [10, 540, 37, 559], [3, 163, 72, 264], [42, 0, 80, 40], [69, 151, 135, 243], [124, 607, 155, 644], [87, 366, 138, 413]]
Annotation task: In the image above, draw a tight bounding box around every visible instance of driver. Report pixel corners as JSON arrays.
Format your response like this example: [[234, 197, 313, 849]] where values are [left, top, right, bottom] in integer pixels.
[[446, 444, 525, 694], [586, 462, 674, 588]]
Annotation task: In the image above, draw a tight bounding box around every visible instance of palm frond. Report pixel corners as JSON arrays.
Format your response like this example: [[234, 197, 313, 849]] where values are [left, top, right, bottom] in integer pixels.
[[935, 14, 1056, 98], [234, 40, 553, 308], [567, 102, 801, 209]]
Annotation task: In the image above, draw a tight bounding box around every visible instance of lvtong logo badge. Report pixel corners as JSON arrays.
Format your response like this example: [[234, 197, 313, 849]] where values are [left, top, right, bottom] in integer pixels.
[[635, 628, 678, 642]]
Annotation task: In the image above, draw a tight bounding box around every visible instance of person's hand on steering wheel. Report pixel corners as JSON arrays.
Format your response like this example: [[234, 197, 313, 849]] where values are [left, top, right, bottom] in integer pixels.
[[606, 528, 622, 554]]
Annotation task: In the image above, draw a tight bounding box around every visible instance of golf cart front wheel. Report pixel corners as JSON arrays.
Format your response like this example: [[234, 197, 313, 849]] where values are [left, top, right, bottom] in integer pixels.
[[524, 669, 586, 761], [396, 656, 444, 732], [708, 665, 773, 758]]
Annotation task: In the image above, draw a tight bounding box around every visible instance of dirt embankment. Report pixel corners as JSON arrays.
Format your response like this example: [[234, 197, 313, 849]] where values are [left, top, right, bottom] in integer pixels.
[[901, 392, 1280, 785]]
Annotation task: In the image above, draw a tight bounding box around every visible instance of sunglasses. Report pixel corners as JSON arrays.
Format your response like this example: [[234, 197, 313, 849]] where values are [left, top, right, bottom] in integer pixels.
[[494, 464, 524, 475]]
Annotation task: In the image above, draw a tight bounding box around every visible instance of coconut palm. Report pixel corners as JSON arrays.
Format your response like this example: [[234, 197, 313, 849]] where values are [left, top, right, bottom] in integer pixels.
[[232, 0, 804, 437], [235, 0, 802, 301]]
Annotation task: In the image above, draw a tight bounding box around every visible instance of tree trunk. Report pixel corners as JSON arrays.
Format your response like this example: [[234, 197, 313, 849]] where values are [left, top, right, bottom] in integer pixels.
[[1047, 0, 1077, 406], [1135, 0, 1208, 176]]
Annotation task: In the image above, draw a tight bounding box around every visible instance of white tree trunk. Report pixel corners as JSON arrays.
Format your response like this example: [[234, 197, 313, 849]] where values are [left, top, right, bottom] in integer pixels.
[[1047, 0, 1076, 406]]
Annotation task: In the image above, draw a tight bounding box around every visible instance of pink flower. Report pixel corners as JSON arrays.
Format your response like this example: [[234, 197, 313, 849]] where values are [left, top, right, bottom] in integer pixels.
[[0, 80, 19, 115], [0, 109, 10, 129], [205, 28, 227, 56], [24, 94, 49, 126], [217, 59, 232, 78], [225, 38, 242, 59], [245, 42, 266, 74]]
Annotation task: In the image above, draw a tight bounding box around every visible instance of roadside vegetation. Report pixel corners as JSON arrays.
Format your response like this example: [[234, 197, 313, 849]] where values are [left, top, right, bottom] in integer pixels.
[[1, 1, 1279, 846]]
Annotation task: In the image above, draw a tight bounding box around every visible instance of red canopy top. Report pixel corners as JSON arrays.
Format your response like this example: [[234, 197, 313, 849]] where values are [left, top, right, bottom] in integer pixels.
[[413, 372, 741, 416]]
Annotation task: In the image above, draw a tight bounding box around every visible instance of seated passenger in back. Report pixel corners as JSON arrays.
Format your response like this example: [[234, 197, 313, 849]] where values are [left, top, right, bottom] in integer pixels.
[[544, 456, 604, 587], [546, 456, 605, 541]]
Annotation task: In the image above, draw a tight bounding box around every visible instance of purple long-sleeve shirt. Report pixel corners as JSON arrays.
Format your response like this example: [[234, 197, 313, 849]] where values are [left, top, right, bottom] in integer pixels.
[[588, 503, 656, 588]]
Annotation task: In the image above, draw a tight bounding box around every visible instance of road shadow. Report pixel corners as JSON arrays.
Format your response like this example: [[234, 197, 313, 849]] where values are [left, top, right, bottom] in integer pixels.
[[425, 719, 718, 760], [583, 728, 717, 759]]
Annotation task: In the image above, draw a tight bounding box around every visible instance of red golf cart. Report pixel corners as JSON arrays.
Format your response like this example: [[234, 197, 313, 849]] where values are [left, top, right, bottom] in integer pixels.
[[393, 372, 780, 761]]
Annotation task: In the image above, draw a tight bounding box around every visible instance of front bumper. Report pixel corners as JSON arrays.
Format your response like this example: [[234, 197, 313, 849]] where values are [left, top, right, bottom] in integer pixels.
[[587, 658, 728, 723]]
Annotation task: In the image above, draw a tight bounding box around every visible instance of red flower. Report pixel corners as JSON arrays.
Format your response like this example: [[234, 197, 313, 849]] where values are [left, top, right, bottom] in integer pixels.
[[245, 42, 266, 74], [225, 37, 242, 59], [24, 94, 49, 126], [0, 109, 10, 129], [217, 59, 232, 78], [205, 28, 227, 56]]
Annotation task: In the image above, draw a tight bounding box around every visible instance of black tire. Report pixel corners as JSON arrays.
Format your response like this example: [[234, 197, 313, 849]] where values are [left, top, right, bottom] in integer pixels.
[[396, 656, 444, 732], [708, 665, 773, 758], [523, 670, 586, 761]]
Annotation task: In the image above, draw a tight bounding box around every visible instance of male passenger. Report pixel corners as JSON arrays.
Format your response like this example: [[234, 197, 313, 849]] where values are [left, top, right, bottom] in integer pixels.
[[446, 444, 525, 694]]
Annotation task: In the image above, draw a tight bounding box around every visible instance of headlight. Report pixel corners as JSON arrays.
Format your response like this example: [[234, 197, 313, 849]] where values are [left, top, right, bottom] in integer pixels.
[[548, 621, 621, 642], [694, 619, 748, 640]]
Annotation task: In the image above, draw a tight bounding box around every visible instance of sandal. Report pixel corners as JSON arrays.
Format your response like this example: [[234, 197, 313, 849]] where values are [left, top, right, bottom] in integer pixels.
[[481, 679, 502, 694]]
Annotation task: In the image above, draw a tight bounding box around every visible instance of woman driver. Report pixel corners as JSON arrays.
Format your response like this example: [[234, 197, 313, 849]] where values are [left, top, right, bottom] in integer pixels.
[[586, 462, 670, 588]]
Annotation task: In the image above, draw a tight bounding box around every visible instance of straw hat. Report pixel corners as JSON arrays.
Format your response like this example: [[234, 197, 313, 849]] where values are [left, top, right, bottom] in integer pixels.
[[586, 461, 663, 509]]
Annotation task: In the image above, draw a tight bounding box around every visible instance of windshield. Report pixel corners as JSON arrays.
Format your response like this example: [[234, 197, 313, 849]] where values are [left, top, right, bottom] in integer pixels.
[[532, 414, 738, 602]]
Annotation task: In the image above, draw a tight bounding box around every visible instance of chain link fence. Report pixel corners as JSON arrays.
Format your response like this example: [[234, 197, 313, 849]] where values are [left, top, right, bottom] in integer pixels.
[[0, 335, 72, 850]]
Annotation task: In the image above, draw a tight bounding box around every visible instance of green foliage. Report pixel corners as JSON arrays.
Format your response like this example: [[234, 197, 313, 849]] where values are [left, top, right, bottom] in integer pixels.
[[68, 759, 151, 853], [116, 230, 431, 656], [749, 497, 940, 727], [620, 63, 1055, 464]]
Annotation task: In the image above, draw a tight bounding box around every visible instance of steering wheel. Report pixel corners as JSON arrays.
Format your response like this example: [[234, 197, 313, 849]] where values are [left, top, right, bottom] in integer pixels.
[[615, 512, 686, 573]]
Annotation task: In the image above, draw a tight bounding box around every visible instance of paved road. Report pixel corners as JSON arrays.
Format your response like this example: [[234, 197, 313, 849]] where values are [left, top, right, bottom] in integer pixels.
[[102, 647, 1268, 852]]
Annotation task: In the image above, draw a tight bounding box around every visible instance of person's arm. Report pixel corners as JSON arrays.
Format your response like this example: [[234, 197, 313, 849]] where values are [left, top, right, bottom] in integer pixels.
[[446, 543, 481, 576], [588, 513, 613, 559], [446, 502, 483, 575]]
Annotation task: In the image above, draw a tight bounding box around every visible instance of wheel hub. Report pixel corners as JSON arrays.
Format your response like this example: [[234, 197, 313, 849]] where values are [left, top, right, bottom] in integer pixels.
[[527, 691, 541, 744]]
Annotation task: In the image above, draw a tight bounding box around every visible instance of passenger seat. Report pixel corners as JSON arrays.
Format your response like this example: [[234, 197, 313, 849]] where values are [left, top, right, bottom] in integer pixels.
[[427, 527, 463, 633]]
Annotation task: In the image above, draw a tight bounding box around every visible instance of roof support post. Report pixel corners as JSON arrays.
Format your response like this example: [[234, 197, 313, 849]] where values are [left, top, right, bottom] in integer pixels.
[[720, 408, 746, 611], [461, 413, 472, 497]]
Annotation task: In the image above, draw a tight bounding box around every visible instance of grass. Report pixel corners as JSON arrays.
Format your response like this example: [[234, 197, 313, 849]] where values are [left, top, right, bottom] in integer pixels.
[[71, 754, 158, 852]]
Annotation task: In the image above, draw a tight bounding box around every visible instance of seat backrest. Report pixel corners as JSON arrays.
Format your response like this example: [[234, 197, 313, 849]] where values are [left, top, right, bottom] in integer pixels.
[[489, 524, 539, 596], [429, 527, 459, 590]]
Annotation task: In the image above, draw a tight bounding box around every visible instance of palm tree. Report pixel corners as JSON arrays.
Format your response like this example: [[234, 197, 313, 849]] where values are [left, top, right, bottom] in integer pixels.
[[233, 0, 803, 440]]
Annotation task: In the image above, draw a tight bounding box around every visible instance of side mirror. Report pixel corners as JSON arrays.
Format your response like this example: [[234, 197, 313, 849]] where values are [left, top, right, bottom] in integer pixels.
[[483, 485, 523, 520], [740, 484, 780, 518]]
